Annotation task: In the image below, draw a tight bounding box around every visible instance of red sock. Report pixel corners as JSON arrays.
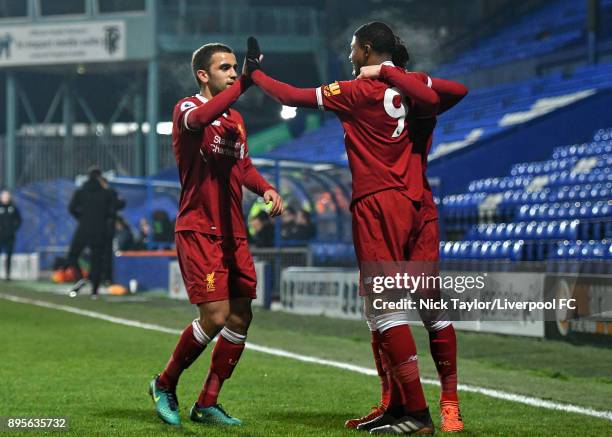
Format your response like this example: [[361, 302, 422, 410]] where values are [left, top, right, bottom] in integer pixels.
[[429, 325, 458, 403], [198, 335, 245, 407], [380, 345, 403, 410], [371, 331, 390, 408], [380, 325, 428, 414], [158, 323, 207, 390]]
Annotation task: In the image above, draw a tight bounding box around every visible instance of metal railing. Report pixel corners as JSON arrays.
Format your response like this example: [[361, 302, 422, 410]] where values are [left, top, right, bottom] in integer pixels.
[[0, 134, 175, 186]]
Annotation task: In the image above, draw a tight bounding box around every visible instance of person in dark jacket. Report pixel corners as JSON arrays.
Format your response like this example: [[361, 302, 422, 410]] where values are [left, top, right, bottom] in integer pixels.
[[114, 215, 134, 251], [99, 177, 126, 283], [0, 189, 22, 280], [294, 209, 316, 241], [67, 167, 115, 298]]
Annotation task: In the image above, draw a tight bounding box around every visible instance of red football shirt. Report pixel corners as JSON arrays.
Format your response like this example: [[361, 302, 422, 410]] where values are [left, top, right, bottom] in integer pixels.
[[380, 70, 468, 223], [374, 69, 439, 222], [315, 64, 425, 205], [412, 116, 438, 222], [172, 94, 273, 238]]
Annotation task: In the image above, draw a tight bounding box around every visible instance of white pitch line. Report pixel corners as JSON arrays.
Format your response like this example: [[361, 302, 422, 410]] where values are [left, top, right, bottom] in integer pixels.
[[2, 293, 611, 422]]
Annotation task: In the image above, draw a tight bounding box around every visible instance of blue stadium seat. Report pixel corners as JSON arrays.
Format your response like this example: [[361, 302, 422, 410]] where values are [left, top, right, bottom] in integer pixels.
[[558, 220, 580, 240], [442, 241, 453, 259], [525, 222, 538, 239], [510, 241, 524, 261], [451, 242, 462, 258], [489, 241, 503, 258], [494, 223, 507, 239], [480, 241, 493, 259], [469, 241, 483, 258], [513, 222, 527, 239], [458, 241, 471, 258]]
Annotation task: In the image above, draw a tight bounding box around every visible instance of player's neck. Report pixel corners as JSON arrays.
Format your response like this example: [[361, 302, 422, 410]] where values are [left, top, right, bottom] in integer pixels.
[[199, 87, 214, 100]]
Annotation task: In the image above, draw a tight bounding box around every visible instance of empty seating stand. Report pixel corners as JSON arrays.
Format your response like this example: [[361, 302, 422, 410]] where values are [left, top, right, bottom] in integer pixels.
[[436, 0, 612, 76], [440, 127, 612, 271]]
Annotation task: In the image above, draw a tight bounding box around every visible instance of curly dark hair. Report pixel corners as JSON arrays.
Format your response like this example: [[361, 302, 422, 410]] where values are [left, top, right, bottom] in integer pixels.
[[354, 21, 410, 67]]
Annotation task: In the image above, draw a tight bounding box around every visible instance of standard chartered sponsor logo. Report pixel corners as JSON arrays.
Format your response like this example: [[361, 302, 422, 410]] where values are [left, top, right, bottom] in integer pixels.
[[210, 135, 245, 158]]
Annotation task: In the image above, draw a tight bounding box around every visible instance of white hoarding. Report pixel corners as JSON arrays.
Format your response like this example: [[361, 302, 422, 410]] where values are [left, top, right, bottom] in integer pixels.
[[0, 21, 126, 66], [0, 253, 39, 280]]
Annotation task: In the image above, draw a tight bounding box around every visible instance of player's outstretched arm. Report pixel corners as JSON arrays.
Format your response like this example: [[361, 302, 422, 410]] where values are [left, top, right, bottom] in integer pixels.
[[430, 78, 468, 114], [251, 70, 319, 108], [377, 65, 440, 117], [244, 36, 318, 108], [241, 158, 283, 216], [186, 76, 251, 130]]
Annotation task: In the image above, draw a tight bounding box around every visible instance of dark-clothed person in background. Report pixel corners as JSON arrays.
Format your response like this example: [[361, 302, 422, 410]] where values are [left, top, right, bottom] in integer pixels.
[[134, 217, 152, 250], [249, 210, 275, 247], [100, 177, 126, 283], [281, 206, 298, 240], [151, 209, 175, 246], [294, 209, 316, 241], [67, 167, 115, 298], [0, 190, 22, 280], [114, 216, 135, 251]]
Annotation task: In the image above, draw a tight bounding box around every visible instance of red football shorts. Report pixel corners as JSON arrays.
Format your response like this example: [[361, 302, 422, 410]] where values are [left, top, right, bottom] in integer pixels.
[[352, 189, 422, 263], [353, 189, 425, 297], [411, 218, 440, 262], [175, 231, 257, 304]]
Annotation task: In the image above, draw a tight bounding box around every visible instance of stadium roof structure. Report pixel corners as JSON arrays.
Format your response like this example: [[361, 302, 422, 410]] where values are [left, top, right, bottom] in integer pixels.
[[1, 0, 327, 188]]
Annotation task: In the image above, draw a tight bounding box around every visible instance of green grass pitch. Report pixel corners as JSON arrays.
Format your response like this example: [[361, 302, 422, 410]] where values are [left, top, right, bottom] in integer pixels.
[[1, 282, 611, 436]]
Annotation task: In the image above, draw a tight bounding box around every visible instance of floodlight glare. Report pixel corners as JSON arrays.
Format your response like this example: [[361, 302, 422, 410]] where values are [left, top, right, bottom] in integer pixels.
[[280, 105, 297, 120]]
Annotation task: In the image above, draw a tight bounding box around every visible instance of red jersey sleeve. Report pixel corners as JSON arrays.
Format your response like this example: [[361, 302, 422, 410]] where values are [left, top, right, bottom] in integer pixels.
[[251, 70, 318, 108], [241, 157, 275, 196], [173, 97, 201, 135], [315, 80, 359, 114], [379, 65, 439, 117], [233, 113, 275, 196], [180, 76, 250, 131], [395, 71, 468, 115], [430, 77, 468, 114]]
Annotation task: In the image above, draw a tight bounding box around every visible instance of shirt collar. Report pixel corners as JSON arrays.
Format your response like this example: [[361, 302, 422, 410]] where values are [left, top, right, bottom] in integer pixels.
[[195, 94, 208, 103], [381, 61, 395, 67]]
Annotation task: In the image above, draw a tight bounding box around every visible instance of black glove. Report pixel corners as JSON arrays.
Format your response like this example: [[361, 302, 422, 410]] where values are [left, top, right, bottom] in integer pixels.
[[245, 36, 262, 74]]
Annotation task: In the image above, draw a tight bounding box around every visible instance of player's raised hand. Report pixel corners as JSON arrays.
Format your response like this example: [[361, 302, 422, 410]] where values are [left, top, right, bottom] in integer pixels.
[[357, 65, 382, 80], [244, 36, 263, 75], [263, 189, 283, 217]]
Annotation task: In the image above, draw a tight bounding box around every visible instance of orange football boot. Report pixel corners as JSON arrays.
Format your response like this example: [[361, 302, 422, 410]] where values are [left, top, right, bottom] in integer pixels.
[[345, 404, 387, 429], [440, 401, 464, 432]]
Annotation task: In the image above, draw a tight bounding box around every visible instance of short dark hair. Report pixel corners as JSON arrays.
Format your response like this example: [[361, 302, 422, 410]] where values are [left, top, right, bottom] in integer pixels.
[[191, 43, 233, 87], [354, 21, 410, 68], [88, 165, 102, 179]]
